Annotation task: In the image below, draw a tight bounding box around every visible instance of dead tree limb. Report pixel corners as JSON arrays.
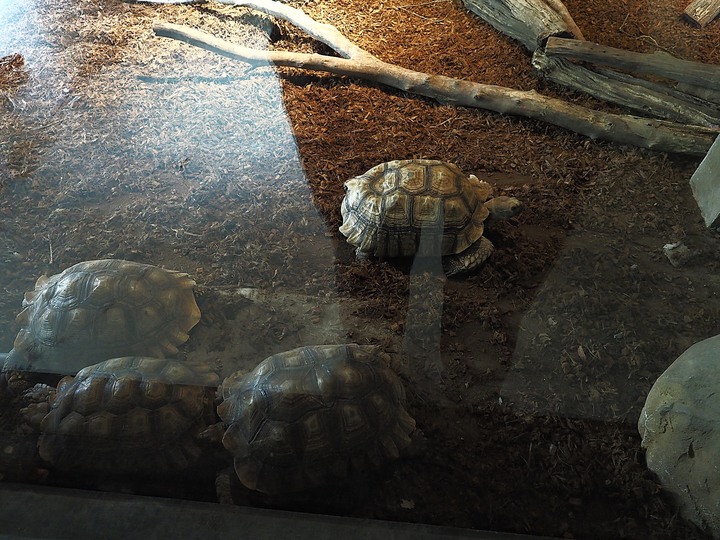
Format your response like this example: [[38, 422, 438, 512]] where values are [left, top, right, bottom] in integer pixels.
[[532, 51, 720, 126], [461, 0, 572, 51], [466, 5, 720, 126], [684, 0, 720, 27], [150, 0, 718, 156], [545, 37, 720, 90]]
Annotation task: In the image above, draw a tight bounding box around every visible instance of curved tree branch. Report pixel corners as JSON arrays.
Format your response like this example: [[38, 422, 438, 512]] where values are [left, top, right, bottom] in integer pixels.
[[149, 0, 718, 156]]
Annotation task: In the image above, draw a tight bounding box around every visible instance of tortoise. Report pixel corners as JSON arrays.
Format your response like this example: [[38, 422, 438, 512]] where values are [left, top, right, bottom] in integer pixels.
[[2, 259, 201, 378], [217, 344, 416, 495], [33, 356, 219, 475], [339, 159, 523, 275]]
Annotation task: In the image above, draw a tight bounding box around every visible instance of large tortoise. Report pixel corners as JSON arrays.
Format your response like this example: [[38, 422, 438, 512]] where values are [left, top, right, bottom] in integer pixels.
[[2, 259, 201, 377], [217, 344, 416, 495], [32, 356, 218, 475], [339, 159, 523, 275]]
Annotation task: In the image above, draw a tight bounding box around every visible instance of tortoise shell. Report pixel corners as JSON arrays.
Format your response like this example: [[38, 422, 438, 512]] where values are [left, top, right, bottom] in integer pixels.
[[217, 344, 416, 494], [339, 159, 494, 258], [5, 259, 201, 375], [38, 356, 218, 474]]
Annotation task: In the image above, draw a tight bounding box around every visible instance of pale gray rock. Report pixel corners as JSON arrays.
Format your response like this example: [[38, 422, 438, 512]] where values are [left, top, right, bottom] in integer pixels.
[[638, 334, 720, 537]]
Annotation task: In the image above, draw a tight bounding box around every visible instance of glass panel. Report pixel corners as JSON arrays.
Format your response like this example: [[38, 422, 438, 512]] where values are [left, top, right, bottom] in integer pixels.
[[1, 0, 718, 538]]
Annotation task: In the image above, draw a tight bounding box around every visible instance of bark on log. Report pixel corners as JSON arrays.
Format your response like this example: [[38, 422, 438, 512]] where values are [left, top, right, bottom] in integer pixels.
[[462, 0, 572, 52], [533, 51, 720, 126], [684, 0, 720, 27], [545, 36, 720, 90], [153, 19, 717, 156], [538, 0, 585, 40], [676, 82, 720, 106]]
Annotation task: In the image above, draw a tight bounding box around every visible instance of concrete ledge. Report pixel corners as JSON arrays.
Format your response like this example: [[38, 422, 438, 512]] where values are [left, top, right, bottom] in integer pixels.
[[0, 483, 552, 540]]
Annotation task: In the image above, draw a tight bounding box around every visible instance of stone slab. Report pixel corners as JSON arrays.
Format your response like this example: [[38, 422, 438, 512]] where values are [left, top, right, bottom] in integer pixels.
[[690, 134, 720, 228]]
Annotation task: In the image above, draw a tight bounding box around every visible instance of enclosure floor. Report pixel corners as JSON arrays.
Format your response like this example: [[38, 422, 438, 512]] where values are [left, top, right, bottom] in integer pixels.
[[2, 0, 720, 538]]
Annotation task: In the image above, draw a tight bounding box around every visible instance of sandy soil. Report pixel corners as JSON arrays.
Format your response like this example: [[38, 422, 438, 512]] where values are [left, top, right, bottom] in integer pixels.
[[1, 0, 720, 538]]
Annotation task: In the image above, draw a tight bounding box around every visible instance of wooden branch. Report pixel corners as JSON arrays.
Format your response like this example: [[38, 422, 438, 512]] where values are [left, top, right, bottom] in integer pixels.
[[684, 0, 720, 27], [234, 0, 369, 59], [154, 19, 717, 156], [545, 36, 720, 90], [462, 0, 572, 51], [533, 51, 720, 126]]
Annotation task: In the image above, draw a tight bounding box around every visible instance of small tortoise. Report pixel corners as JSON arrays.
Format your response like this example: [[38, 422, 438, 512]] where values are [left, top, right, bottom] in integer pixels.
[[35, 356, 218, 475], [217, 344, 416, 495], [339, 159, 523, 275], [3, 259, 201, 377]]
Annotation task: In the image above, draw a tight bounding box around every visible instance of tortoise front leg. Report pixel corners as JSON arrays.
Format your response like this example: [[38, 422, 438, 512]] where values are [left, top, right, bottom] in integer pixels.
[[442, 236, 494, 276]]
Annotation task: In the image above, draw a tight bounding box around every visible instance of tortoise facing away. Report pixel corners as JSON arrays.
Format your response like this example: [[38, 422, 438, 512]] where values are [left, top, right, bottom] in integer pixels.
[[339, 159, 523, 275], [2, 259, 201, 378], [35, 356, 219, 475], [217, 344, 416, 495]]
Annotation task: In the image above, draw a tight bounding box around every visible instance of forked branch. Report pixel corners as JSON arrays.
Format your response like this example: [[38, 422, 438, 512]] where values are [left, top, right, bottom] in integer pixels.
[[150, 0, 718, 156]]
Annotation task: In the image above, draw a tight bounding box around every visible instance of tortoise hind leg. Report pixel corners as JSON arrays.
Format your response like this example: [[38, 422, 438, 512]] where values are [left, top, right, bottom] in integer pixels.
[[442, 237, 494, 276]]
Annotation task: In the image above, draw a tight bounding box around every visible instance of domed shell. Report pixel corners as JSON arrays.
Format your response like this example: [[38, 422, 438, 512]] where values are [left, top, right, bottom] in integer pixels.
[[6, 259, 201, 375], [339, 160, 493, 258], [217, 344, 416, 495], [38, 356, 219, 474]]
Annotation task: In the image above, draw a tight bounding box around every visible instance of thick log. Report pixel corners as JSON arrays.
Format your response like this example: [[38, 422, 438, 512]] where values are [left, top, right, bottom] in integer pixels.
[[545, 36, 720, 90], [532, 51, 720, 126], [684, 0, 720, 27], [462, 0, 572, 52], [154, 19, 718, 156]]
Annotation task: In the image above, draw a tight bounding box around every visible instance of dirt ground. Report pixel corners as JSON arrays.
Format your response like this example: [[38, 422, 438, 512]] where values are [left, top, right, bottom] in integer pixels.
[[1, 0, 720, 538]]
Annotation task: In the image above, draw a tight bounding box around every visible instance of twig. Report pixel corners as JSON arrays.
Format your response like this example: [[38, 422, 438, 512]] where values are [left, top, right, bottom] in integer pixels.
[[618, 13, 676, 55], [395, 6, 443, 22], [395, 0, 451, 8], [393, 0, 451, 22], [46, 235, 54, 265]]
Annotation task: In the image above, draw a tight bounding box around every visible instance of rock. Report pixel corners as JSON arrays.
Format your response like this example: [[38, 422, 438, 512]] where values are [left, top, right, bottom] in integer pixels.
[[662, 241, 692, 267], [638, 334, 720, 537]]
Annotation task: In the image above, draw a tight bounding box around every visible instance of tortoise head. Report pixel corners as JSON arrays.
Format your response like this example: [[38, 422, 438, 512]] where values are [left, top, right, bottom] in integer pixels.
[[484, 196, 523, 222]]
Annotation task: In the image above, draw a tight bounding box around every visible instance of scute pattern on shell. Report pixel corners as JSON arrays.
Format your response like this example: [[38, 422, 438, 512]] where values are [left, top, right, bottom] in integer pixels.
[[217, 344, 416, 495], [339, 160, 493, 258], [38, 357, 218, 474], [6, 259, 201, 375]]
